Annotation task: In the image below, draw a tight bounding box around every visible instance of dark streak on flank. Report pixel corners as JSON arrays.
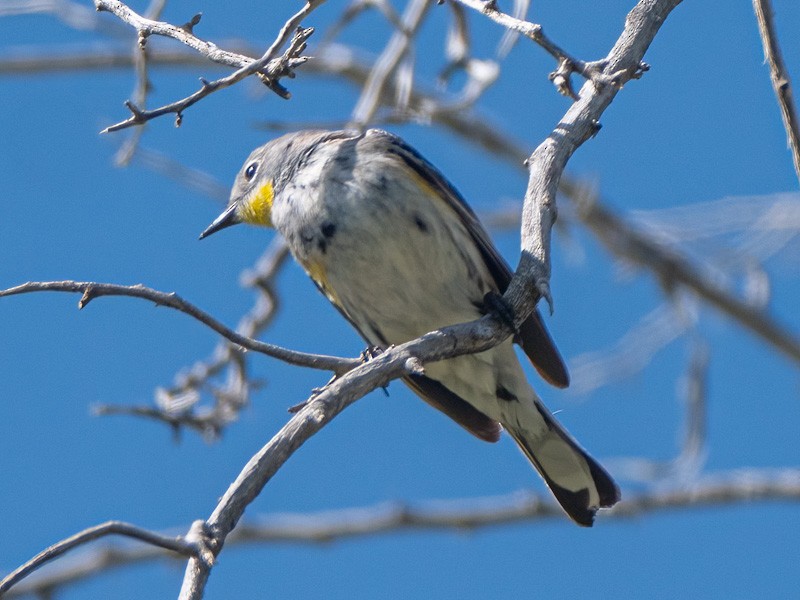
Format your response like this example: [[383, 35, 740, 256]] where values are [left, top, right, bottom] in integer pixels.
[[413, 213, 428, 233], [321, 221, 337, 239], [496, 385, 518, 402]]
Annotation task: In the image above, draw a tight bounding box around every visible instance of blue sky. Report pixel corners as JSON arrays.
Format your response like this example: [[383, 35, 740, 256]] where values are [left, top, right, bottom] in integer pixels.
[[1, 1, 799, 598]]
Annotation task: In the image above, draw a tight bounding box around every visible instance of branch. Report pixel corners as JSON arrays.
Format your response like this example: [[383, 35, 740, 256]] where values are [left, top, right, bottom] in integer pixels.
[[568, 190, 800, 365], [176, 306, 517, 598], [752, 0, 800, 186], [0, 520, 197, 596], [0, 281, 358, 374], [95, 0, 322, 132], [98, 240, 291, 437], [451, 0, 606, 98], [349, 0, 432, 127], [505, 0, 680, 323], [6, 469, 799, 597]]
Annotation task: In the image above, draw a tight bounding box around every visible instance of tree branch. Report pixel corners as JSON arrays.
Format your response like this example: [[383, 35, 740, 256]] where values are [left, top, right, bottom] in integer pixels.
[[752, 0, 800, 186], [450, 0, 606, 98], [0, 281, 358, 374], [349, 0, 432, 127], [0, 521, 197, 596], [505, 0, 680, 322], [94, 0, 322, 132], [5, 469, 799, 597]]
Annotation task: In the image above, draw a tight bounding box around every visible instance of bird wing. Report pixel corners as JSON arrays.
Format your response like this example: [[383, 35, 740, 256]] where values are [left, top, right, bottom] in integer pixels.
[[304, 271, 503, 442], [374, 130, 570, 388]]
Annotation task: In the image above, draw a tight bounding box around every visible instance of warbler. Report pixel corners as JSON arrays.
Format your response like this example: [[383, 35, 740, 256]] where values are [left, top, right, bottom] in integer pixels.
[[200, 129, 619, 525]]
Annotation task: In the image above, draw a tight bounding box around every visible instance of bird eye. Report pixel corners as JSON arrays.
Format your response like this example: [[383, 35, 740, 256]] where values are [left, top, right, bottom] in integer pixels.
[[244, 162, 258, 181]]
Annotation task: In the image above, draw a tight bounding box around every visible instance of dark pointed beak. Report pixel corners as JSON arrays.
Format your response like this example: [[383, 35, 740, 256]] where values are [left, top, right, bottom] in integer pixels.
[[199, 203, 240, 240]]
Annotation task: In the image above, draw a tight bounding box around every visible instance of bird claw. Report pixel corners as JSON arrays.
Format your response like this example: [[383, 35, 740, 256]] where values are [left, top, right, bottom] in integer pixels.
[[483, 291, 519, 333]]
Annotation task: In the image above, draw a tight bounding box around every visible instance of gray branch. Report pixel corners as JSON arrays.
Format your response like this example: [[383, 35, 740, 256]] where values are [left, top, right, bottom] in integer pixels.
[[752, 0, 800, 186], [505, 0, 680, 323], [0, 281, 358, 373], [568, 188, 800, 365], [0, 521, 197, 596], [5, 469, 798, 598], [94, 0, 322, 131]]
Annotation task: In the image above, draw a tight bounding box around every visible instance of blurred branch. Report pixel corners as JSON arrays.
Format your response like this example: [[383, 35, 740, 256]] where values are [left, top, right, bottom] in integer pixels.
[[0, 280, 358, 374], [6, 468, 799, 597], [568, 187, 800, 365], [0, 42, 533, 165], [752, 0, 800, 186], [99, 240, 292, 438], [569, 300, 697, 395], [113, 0, 167, 166], [94, 0, 321, 132], [130, 145, 230, 202], [0, 0, 129, 36], [609, 340, 710, 484], [349, 0, 432, 128]]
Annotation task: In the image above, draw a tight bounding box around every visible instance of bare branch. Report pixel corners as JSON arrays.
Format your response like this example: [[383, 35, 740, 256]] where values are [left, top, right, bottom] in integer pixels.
[[752, 0, 800, 185], [0, 521, 196, 596], [95, 0, 322, 132], [450, 0, 608, 97], [0, 281, 358, 373], [176, 305, 518, 598], [7, 470, 799, 597], [113, 0, 167, 166], [568, 189, 800, 365], [349, 0, 432, 128], [505, 0, 679, 322]]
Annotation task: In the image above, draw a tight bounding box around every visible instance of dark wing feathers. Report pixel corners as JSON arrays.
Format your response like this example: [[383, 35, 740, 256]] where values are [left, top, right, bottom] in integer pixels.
[[377, 130, 569, 388], [405, 375, 502, 443]]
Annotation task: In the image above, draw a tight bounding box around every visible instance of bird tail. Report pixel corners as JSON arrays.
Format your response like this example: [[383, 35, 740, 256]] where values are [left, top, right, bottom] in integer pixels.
[[505, 402, 620, 526]]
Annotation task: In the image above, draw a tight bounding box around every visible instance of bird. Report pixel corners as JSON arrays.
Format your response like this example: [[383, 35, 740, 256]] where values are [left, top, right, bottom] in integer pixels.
[[200, 128, 620, 525]]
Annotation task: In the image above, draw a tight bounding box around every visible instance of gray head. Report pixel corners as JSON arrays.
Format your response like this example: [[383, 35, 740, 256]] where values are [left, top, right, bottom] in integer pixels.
[[199, 130, 337, 239]]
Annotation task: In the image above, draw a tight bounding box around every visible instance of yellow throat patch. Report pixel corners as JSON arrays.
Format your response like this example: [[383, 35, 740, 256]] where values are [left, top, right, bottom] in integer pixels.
[[241, 181, 274, 227]]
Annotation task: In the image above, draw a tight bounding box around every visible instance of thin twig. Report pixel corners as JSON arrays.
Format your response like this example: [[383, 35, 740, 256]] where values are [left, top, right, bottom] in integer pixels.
[[0, 281, 358, 373], [95, 0, 322, 132], [0, 521, 197, 596], [113, 0, 167, 165], [752, 0, 800, 186], [451, 0, 606, 97]]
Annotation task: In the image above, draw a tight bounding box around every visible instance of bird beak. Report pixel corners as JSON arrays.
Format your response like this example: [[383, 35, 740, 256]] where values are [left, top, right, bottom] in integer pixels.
[[199, 203, 240, 240]]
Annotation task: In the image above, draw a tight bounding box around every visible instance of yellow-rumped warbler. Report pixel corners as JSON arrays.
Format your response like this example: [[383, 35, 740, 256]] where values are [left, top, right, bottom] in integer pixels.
[[200, 129, 619, 525]]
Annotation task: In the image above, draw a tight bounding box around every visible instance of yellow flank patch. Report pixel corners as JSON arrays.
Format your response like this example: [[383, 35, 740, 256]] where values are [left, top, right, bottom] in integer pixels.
[[242, 181, 274, 227], [304, 259, 342, 307]]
